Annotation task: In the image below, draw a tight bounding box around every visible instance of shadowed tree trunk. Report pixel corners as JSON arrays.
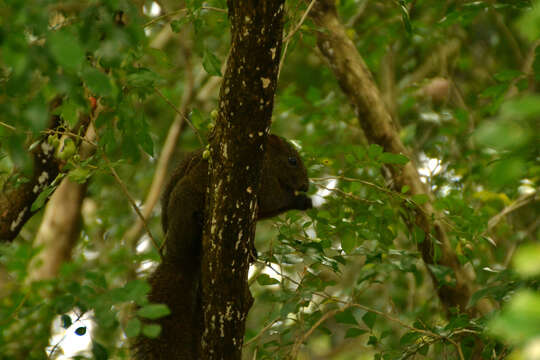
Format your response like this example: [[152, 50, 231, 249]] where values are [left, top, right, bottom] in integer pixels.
[[199, 1, 285, 359]]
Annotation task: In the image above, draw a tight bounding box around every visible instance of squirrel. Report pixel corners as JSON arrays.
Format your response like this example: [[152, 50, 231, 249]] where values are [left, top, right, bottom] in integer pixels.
[[131, 135, 312, 359]]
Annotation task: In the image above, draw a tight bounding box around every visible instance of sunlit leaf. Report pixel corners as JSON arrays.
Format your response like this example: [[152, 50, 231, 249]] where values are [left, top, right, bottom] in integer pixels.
[[513, 243, 540, 277], [256, 274, 280, 285], [202, 49, 222, 76]]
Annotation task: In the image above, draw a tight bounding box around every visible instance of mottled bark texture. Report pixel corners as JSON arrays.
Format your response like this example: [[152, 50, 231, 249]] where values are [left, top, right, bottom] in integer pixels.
[[28, 125, 95, 281], [309, 0, 491, 315], [132, 135, 311, 359], [0, 97, 77, 241], [200, 1, 285, 359]]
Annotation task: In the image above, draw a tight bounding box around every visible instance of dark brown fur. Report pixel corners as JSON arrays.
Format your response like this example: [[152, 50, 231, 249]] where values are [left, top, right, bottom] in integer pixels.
[[132, 135, 311, 359]]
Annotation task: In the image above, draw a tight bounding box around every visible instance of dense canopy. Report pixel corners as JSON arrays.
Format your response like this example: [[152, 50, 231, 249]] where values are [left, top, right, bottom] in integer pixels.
[[0, 0, 539, 359]]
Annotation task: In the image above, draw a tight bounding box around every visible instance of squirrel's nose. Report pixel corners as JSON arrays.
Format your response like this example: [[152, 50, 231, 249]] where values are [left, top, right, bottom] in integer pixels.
[[299, 181, 309, 193]]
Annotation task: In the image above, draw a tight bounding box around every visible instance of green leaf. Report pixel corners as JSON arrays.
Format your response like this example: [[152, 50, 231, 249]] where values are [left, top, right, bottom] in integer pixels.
[[68, 167, 92, 184], [57, 139, 76, 160], [127, 68, 160, 88], [59, 99, 79, 127], [345, 328, 368, 338], [124, 280, 151, 304], [341, 231, 356, 254], [137, 131, 154, 157], [256, 274, 280, 285], [142, 324, 162, 338], [474, 121, 528, 150], [82, 67, 112, 96], [31, 185, 56, 212], [513, 243, 540, 277], [494, 69, 522, 82], [379, 152, 409, 165], [125, 318, 142, 338], [488, 158, 526, 187], [367, 335, 378, 345], [500, 95, 540, 120], [48, 30, 85, 72], [202, 49, 222, 76], [489, 290, 540, 343], [400, 331, 421, 345], [362, 312, 376, 329], [137, 304, 171, 319], [171, 18, 189, 33], [427, 264, 455, 286], [515, 2, 540, 42], [399, 1, 412, 34], [335, 309, 358, 325], [24, 98, 48, 134], [368, 144, 383, 159], [190, 109, 207, 130]]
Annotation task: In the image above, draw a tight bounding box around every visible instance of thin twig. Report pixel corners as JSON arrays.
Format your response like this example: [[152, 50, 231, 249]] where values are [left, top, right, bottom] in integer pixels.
[[278, 0, 317, 78], [202, 6, 227, 13], [288, 304, 354, 359], [154, 87, 204, 146], [243, 317, 281, 346], [92, 112, 162, 257], [487, 191, 537, 233], [312, 175, 463, 233], [313, 182, 377, 204], [9, 291, 30, 320], [312, 176, 394, 196], [43, 128, 99, 147], [144, 8, 187, 27], [262, 261, 466, 360], [283, 0, 316, 43], [0, 121, 16, 131], [123, 52, 195, 246], [103, 153, 162, 257], [143, 6, 226, 28]]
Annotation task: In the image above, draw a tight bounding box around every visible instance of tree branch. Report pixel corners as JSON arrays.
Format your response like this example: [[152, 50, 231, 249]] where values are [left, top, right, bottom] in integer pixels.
[[29, 123, 96, 281], [0, 97, 91, 241], [309, 0, 492, 315]]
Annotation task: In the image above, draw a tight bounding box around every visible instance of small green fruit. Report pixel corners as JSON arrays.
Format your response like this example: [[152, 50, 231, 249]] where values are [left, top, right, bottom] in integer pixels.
[[58, 139, 76, 160], [202, 149, 210, 160]]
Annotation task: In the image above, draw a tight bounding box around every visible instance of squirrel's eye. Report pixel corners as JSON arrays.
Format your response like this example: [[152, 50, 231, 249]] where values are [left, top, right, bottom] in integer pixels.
[[288, 157, 297, 166]]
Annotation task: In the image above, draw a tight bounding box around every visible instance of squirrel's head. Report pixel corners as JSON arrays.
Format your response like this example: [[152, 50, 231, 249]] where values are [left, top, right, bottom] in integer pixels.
[[258, 135, 312, 219]]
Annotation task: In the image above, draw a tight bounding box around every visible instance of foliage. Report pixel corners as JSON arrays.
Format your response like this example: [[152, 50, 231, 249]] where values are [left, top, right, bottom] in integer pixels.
[[0, 0, 539, 359]]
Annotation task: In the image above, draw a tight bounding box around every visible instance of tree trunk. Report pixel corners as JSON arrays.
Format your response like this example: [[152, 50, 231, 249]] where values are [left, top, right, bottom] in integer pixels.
[[199, 1, 285, 359]]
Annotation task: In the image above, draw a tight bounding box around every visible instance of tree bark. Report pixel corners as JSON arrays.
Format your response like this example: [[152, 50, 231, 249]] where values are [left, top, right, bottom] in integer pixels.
[[0, 97, 91, 242], [199, 1, 285, 359], [309, 0, 492, 315], [28, 124, 96, 281]]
